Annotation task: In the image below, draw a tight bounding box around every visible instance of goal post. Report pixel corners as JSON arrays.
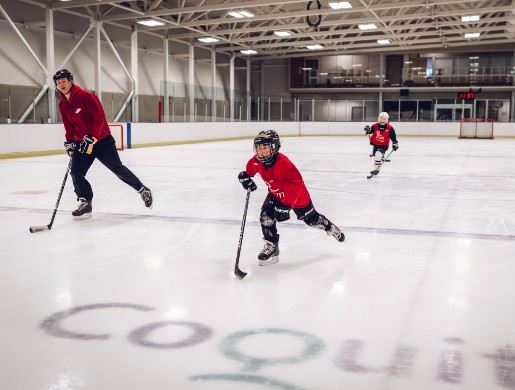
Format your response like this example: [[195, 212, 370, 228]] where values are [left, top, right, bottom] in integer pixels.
[[459, 118, 494, 139], [109, 123, 125, 150]]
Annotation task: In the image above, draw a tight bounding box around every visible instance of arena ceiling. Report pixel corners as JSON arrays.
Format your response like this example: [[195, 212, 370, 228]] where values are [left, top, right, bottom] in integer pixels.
[[13, 0, 515, 58]]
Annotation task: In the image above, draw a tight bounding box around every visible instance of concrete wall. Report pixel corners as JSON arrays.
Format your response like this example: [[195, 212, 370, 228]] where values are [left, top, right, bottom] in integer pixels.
[[1, 122, 513, 157]]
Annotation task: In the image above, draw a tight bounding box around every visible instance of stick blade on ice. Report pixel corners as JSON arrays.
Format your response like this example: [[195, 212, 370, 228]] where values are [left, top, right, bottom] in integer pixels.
[[234, 267, 247, 280], [29, 225, 50, 233]]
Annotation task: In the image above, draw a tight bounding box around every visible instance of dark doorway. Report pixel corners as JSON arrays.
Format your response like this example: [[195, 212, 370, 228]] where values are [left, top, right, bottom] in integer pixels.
[[386, 55, 403, 86]]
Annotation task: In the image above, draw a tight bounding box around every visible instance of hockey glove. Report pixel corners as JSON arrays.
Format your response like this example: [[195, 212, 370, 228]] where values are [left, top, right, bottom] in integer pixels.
[[238, 171, 257, 192], [364, 125, 371, 134], [274, 203, 291, 222], [64, 141, 78, 156], [78, 135, 97, 155], [392, 143, 399, 151]]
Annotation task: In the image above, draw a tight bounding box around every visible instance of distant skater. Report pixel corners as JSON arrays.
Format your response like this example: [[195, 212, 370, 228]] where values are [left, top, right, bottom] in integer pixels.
[[364, 111, 399, 177]]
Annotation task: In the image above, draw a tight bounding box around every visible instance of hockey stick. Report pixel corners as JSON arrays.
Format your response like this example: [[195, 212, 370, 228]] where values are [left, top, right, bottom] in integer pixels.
[[382, 148, 394, 163], [367, 149, 395, 179], [234, 188, 251, 279], [29, 158, 72, 233]]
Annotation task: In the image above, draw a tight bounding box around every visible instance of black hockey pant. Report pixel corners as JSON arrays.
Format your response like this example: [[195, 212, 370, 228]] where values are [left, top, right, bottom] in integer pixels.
[[70, 135, 143, 202], [260, 194, 333, 244], [372, 145, 388, 155]]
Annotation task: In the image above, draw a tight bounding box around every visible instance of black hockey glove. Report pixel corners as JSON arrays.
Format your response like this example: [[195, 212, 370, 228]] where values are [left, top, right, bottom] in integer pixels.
[[364, 125, 372, 134], [274, 204, 291, 222], [78, 135, 97, 155], [392, 143, 399, 151], [64, 141, 78, 156], [238, 171, 257, 192]]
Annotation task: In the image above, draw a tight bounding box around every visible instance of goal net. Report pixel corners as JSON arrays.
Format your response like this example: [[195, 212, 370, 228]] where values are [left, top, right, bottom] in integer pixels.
[[459, 118, 494, 139], [109, 123, 125, 150]]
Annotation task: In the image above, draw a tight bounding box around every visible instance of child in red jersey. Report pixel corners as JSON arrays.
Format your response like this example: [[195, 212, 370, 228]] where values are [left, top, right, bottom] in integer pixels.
[[364, 112, 399, 176], [238, 130, 345, 266]]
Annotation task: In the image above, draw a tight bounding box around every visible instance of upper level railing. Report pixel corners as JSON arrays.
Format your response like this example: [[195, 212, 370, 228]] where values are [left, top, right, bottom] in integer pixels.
[[300, 66, 514, 88]]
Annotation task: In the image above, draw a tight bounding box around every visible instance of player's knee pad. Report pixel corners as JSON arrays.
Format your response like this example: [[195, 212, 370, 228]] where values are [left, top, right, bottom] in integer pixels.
[[260, 209, 275, 227], [374, 150, 383, 166], [304, 212, 329, 230], [298, 206, 317, 223]]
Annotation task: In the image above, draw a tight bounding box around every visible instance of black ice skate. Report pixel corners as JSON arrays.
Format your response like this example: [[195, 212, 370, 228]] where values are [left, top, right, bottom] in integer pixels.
[[258, 240, 279, 266], [138, 186, 153, 208], [327, 224, 345, 242], [72, 197, 92, 220], [367, 168, 381, 179]]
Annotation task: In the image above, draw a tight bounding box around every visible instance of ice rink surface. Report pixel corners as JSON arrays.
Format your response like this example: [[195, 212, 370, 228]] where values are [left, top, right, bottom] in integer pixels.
[[0, 136, 514, 390]]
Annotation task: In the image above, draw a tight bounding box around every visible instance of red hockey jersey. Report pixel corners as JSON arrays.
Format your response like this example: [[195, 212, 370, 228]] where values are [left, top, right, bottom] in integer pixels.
[[58, 84, 111, 143], [245, 153, 311, 208], [369, 122, 394, 146]]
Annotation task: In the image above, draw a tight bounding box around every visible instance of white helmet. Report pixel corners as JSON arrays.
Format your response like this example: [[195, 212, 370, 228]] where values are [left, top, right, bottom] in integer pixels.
[[378, 112, 389, 125]]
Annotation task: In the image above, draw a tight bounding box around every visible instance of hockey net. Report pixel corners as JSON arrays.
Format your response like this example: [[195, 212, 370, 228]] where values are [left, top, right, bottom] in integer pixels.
[[109, 123, 125, 150], [459, 118, 494, 139]]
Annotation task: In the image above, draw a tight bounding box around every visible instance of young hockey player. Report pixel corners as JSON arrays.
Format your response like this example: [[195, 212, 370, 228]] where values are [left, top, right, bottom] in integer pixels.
[[364, 112, 399, 176], [53, 69, 153, 219], [238, 130, 345, 266]]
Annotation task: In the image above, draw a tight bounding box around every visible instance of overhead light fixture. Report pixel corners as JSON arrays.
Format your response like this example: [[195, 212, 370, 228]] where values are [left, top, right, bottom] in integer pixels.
[[328, 2, 352, 9], [358, 24, 377, 30], [198, 37, 220, 43], [301, 67, 312, 71], [274, 31, 292, 37], [461, 15, 480, 22], [228, 10, 255, 18], [405, 61, 413, 64], [240, 49, 257, 55], [306, 44, 323, 50], [319, 72, 329, 75], [469, 56, 479, 60], [469, 62, 479, 67], [377, 39, 390, 45], [137, 19, 165, 27], [239, 10, 255, 17], [464, 32, 480, 39], [351, 64, 362, 67]]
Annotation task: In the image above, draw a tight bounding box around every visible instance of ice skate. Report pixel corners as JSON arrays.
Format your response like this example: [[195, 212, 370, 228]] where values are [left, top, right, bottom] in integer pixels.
[[258, 240, 279, 266], [72, 197, 92, 220], [138, 186, 153, 208], [327, 224, 345, 242]]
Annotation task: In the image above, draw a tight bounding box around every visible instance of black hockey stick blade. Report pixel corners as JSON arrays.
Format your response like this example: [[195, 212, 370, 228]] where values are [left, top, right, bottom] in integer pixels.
[[234, 266, 248, 279], [29, 225, 50, 233]]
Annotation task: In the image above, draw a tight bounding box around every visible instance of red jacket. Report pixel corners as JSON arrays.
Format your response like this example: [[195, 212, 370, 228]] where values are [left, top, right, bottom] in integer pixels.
[[370, 122, 394, 146], [246, 153, 311, 208], [58, 84, 111, 143]]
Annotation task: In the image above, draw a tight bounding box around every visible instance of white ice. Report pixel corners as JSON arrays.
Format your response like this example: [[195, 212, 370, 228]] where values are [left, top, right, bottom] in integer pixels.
[[0, 136, 514, 390]]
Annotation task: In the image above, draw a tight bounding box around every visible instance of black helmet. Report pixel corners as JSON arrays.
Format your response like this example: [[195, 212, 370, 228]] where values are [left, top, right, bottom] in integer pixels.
[[53, 69, 73, 84], [254, 130, 281, 167]]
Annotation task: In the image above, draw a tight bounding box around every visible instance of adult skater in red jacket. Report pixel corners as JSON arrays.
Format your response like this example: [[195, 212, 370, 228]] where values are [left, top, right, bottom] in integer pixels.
[[238, 130, 345, 266], [364, 111, 399, 176], [53, 69, 152, 219]]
